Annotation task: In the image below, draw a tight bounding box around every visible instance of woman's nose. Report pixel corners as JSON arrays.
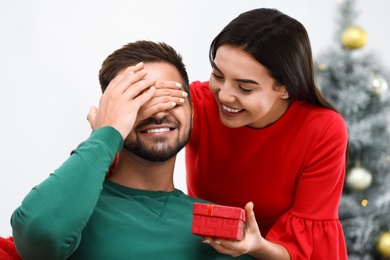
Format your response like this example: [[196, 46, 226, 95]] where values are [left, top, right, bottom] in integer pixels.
[[218, 83, 236, 103]]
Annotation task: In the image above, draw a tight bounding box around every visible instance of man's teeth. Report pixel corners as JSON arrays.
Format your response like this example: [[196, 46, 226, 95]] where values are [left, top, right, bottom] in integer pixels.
[[146, 128, 170, 133], [222, 105, 242, 113]]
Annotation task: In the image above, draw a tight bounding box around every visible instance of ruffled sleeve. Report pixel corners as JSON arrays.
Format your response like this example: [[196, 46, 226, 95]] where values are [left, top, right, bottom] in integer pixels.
[[267, 211, 347, 259]]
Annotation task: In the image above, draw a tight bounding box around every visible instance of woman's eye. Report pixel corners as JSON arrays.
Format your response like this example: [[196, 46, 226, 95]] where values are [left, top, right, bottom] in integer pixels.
[[212, 73, 224, 80], [239, 85, 253, 93]]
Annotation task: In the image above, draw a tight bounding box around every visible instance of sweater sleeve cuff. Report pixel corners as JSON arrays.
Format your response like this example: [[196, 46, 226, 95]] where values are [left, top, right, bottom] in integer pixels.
[[89, 126, 124, 154]]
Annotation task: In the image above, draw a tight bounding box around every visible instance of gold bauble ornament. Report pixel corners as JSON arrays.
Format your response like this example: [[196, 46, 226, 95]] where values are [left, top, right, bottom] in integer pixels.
[[341, 25, 368, 49], [377, 231, 390, 257], [346, 165, 372, 191]]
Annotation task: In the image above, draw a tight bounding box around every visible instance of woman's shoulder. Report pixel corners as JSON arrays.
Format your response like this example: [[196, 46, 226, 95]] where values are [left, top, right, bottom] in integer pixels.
[[295, 101, 345, 123], [293, 101, 347, 140], [190, 81, 212, 95], [189, 81, 215, 107], [190, 80, 209, 88]]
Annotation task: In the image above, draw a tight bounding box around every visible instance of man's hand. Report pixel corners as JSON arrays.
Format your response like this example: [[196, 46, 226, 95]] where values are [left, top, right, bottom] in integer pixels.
[[137, 79, 189, 122], [87, 63, 156, 139]]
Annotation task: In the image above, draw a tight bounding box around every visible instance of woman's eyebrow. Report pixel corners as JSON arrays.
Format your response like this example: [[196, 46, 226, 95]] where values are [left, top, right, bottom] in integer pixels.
[[212, 61, 259, 85], [211, 61, 222, 74], [236, 79, 259, 85]]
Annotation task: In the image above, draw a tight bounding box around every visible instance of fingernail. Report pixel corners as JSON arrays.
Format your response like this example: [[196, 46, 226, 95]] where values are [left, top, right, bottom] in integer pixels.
[[202, 240, 210, 244], [215, 241, 221, 245], [171, 102, 176, 107], [182, 92, 188, 97], [136, 62, 143, 66], [179, 98, 185, 103], [176, 82, 182, 88]]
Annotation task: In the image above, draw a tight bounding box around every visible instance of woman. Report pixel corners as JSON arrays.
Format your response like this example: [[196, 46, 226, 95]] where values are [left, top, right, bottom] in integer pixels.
[[183, 8, 348, 259], [129, 7, 347, 259]]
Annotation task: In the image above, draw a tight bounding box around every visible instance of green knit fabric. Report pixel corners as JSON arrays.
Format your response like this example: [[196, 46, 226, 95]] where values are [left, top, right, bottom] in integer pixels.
[[11, 127, 252, 260]]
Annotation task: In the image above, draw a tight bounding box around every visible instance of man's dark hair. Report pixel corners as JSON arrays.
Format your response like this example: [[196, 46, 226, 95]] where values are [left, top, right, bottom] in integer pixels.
[[99, 40, 190, 99]]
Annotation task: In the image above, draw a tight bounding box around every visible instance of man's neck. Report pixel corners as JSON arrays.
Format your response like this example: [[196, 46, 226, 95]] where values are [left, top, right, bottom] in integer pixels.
[[107, 151, 176, 192]]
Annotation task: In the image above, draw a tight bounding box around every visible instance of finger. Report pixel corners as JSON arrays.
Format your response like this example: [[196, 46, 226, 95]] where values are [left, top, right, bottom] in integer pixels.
[[105, 68, 151, 97], [155, 79, 183, 89], [153, 88, 188, 100], [245, 202, 260, 232], [214, 239, 237, 251], [138, 101, 178, 121], [104, 72, 127, 93], [110, 63, 144, 87], [121, 77, 156, 101], [113, 69, 150, 95], [132, 86, 156, 109], [148, 94, 186, 108], [203, 238, 242, 257], [87, 105, 98, 130], [124, 62, 145, 73]]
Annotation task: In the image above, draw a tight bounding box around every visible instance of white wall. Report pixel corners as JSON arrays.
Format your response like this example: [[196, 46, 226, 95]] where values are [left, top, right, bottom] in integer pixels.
[[1, 0, 389, 237]]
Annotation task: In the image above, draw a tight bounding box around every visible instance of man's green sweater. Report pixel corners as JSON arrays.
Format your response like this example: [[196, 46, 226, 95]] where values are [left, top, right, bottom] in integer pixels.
[[11, 126, 252, 260]]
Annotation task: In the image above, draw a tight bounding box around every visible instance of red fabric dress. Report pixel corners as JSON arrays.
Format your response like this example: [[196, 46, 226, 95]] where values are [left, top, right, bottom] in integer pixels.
[[0, 236, 21, 260], [185, 81, 348, 259]]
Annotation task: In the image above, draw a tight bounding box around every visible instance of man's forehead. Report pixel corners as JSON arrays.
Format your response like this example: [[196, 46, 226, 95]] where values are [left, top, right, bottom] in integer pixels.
[[143, 62, 181, 82]]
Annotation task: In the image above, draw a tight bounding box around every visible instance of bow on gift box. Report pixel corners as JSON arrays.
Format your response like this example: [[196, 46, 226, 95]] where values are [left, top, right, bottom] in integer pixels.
[[206, 204, 214, 216]]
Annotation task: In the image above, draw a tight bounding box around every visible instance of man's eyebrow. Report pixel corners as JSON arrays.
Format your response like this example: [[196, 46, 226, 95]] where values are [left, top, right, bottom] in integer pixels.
[[211, 61, 259, 85]]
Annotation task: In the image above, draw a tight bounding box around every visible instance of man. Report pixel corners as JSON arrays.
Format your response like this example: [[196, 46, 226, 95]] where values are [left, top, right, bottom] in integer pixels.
[[11, 41, 253, 260]]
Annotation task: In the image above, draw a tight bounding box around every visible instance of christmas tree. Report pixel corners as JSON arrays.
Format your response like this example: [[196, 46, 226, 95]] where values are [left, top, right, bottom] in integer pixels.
[[315, 0, 390, 258]]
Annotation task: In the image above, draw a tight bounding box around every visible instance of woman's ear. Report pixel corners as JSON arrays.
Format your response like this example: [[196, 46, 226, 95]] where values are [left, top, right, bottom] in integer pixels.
[[279, 86, 289, 99], [281, 92, 289, 99]]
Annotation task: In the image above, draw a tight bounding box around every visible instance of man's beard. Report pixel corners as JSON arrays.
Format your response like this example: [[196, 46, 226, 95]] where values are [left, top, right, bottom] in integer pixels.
[[123, 119, 191, 162]]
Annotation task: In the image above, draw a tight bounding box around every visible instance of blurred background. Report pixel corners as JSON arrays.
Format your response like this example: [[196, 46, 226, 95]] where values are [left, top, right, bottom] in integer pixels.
[[1, 0, 389, 258]]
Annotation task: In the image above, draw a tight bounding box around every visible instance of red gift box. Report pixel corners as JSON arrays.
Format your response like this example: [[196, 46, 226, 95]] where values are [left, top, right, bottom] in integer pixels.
[[191, 202, 246, 240]]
